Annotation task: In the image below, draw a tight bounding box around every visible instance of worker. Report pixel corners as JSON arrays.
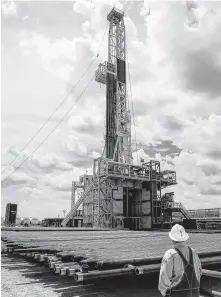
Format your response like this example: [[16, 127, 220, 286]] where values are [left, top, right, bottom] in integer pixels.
[[158, 224, 202, 297]]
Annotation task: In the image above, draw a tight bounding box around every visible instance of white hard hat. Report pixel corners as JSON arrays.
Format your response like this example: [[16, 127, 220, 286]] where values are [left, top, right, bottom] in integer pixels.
[[169, 224, 189, 242]]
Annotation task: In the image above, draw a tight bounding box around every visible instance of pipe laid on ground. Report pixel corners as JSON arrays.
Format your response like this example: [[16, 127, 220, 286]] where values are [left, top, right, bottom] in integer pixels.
[[53, 261, 77, 272], [46, 256, 58, 263], [55, 253, 77, 262], [54, 262, 76, 273], [34, 254, 41, 260], [40, 254, 55, 263], [49, 261, 62, 269], [201, 288, 221, 297], [95, 257, 162, 270], [74, 256, 221, 282], [67, 266, 82, 276], [75, 267, 134, 281], [135, 257, 221, 276], [211, 291, 221, 297], [202, 269, 221, 279], [135, 263, 160, 275], [71, 255, 87, 262], [95, 251, 221, 271], [59, 265, 81, 276], [13, 248, 59, 253], [79, 259, 99, 271]]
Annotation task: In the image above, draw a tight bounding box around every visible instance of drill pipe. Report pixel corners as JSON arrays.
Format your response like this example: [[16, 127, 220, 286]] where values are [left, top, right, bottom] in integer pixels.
[[49, 261, 62, 269], [201, 288, 221, 297], [67, 266, 82, 276], [54, 262, 77, 274], [53, 261, 77, 272], [12, 246, 39, 254], [135, 257, 221, 276], [40, 254, 55, 262], [34, 254, 41, 260], [54, 253, 76, 262], [13, 248, 59, 253], [135, 263, 160, 275], [94, 251, 221, 271], [46, 257, 60, 268], [95, 257, 162, 270], [75, 267, 134, 281], [6, 243, 23, 248], [71, 255, 87, 262], [211, 291, 221, 297], [59, 264, 81, 276], [46, 256, 58, 263], [80, 259, 98, 268], [202, 269, 221, 279]]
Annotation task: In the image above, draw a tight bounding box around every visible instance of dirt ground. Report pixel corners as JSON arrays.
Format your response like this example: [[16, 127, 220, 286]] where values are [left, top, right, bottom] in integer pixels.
[[1, 255, 162, 297]]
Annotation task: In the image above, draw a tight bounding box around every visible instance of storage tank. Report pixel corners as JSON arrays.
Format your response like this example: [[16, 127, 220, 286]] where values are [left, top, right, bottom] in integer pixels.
[[30, 218, 39, 225], [22, 217, 30, 226], [16, 217, 22, 226]]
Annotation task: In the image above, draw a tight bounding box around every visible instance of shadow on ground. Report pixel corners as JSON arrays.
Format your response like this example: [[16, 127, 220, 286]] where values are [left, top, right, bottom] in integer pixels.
[[2, 255, 221, 297]]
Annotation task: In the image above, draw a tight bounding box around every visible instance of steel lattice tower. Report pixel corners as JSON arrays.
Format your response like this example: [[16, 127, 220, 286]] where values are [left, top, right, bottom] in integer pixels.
[[62, 7, 177, 229], [95, 8, 131, 164]]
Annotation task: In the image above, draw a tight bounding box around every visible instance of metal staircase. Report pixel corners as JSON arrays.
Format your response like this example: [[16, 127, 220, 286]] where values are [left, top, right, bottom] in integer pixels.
[[61, 180, 96, 227], [173, 202, 191, 219]]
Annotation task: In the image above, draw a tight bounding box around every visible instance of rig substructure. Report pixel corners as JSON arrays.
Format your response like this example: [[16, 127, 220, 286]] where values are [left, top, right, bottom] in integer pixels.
[[62, 7, 177, 229]]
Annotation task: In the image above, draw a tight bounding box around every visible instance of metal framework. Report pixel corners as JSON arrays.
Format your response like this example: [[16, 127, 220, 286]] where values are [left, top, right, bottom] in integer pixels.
[[95, 7, 131, 164], [62, 7, 178, 229]]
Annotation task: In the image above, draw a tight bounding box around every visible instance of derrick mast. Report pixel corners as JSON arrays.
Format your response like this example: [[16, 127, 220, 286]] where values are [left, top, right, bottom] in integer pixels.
[[62, 7, 177, 230], [95, 7, 131, 164]]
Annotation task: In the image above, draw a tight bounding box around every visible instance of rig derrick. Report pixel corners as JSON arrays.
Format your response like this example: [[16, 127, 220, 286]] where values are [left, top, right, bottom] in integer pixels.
[[62, 8, 177, 229]]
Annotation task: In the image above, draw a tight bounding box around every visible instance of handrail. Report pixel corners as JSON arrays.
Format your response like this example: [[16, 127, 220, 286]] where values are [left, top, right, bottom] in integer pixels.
[[61, 181, 96, 227]]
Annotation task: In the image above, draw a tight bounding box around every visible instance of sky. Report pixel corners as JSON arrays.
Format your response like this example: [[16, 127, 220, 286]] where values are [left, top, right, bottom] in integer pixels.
[[1, 0, 221, 219]]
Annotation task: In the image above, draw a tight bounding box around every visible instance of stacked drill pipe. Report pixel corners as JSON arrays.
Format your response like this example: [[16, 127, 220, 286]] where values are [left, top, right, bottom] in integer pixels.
[[78, 250, 221, 272], [74, 256, 221, 282], [2, 231, 221, 261], [2, 231, 221, 282]]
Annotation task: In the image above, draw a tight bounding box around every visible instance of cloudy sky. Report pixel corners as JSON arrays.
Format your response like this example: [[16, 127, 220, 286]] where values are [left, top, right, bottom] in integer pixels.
[[1, 0, 221, 219]]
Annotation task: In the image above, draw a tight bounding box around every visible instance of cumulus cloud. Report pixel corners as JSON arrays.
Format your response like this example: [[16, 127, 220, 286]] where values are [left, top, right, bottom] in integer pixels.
[[1, 168, 37, 188], [2, 1, 221, 217], [5, 147, 73, 173], [200, 187, 221, 196], [1, 0, 17, 16]]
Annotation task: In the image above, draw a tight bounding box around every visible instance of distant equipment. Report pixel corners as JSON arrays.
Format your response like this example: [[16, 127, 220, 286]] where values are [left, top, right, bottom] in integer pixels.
[[5, 203, 17, 226], [22, 217, 31, 226], [15, 217, 22, 226], [30, 217, 40, 225]]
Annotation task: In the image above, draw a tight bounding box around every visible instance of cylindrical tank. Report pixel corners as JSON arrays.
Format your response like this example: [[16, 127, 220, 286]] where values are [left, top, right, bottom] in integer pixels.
[[16, 217, 22, 226], [22, 217, 30, 226], [30, 218, 39, 225]]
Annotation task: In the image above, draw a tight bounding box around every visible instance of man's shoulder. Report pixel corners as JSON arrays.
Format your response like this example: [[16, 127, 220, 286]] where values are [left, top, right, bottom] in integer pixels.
[[163, 248, 177, 261], [189, 247, 200, 258]]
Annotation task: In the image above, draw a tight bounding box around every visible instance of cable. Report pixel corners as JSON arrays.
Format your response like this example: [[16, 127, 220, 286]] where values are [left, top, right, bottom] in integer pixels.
[[1, 24, 108, 175], [1, 74, 95, 185], [125, 32, 139, 165]]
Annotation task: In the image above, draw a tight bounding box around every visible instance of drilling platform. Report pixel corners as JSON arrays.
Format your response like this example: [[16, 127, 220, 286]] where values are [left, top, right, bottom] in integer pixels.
[[62, 7, 177, 230]]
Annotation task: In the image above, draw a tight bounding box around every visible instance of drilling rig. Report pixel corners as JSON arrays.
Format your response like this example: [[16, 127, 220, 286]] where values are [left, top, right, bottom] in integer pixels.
[[62, 7, 177, 229]]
